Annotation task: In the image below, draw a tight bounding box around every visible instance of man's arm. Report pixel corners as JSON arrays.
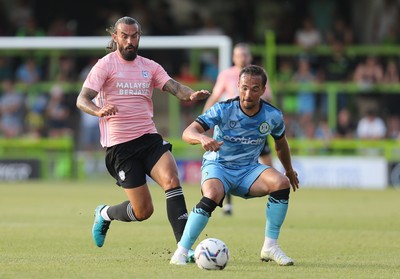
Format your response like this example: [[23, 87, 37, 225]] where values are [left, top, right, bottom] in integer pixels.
[[163, 79, 210, 101], [274, 135, 299, 191], [182, 121, 223, 152], [76, 87, 118, 117]]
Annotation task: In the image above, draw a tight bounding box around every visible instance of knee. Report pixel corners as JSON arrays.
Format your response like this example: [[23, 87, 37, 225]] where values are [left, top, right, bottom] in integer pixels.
[[275, 175, 291, 191], [162, 175, 180, 191], [133, 204, 154, 221]]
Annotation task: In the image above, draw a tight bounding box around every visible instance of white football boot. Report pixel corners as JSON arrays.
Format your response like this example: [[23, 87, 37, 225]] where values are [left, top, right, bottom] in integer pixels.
[[261, 245, 294, 266]]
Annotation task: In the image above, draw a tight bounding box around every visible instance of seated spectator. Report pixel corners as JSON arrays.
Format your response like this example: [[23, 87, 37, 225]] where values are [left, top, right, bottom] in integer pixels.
[[383, 59, 399, 83], [326, 17, 353, 46], [294, 17, 322, 51], [0, 79, 26, 137], [291, 58, 317, 117], [25, 93, 47, 138], [386, 114, 400, 139], [356, 108, 387, 139], [44, 85, 72, 138], [353, 56, 384, 87], [15, 57, 41, 84], [323, 40, 353, 109], [335, 108, 356, 138], [314, 117, 333, 141]]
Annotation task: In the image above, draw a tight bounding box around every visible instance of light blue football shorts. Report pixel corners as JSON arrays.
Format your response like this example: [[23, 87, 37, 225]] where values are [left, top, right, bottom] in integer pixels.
[[201, 161, 270, 199]]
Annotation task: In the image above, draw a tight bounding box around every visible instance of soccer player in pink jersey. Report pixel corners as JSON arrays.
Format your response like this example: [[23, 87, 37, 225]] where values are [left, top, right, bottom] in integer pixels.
[[76, 17, 210, 255], [202, 43, 274, 215]]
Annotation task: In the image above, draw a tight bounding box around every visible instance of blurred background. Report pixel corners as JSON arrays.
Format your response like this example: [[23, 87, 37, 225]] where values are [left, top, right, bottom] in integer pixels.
[[0, 0, 399, 187]]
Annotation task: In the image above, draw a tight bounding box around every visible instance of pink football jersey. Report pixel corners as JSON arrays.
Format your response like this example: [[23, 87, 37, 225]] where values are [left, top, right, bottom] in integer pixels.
[[83, 52, 171, 147]]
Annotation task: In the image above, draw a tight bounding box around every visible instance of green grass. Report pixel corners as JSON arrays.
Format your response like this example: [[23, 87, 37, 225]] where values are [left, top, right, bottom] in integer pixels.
[[1, 179, 399, 279]]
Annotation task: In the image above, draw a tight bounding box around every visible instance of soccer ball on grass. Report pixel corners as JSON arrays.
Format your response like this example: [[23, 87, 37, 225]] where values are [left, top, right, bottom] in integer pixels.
[[194, 238, 229, 270]]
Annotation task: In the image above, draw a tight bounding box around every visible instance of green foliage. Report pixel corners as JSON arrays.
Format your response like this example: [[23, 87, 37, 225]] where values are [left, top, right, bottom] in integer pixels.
[[0, 180, 399, 279]]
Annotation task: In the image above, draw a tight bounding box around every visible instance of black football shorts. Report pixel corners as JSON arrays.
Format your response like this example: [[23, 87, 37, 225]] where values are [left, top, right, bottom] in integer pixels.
[[105, 133, 172, 188]]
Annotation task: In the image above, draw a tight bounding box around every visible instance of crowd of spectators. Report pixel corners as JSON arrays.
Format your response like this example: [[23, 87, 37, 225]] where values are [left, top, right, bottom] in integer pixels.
[[0, 0, 400, 150]]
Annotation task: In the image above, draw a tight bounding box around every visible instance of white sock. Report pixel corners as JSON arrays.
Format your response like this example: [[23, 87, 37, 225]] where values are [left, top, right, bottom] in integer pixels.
[[100, 205, 111, 221], [263, 236, 278, 250]]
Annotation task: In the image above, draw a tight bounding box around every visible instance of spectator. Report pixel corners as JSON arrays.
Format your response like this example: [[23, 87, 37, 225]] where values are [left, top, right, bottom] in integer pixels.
[[294, 17, 322, 51], [383, 59, 399, 83], [323, 40, 353, 109], [15, 57, 41, 85], [335, 108, 356, 138], [356, 108, 387, 139], [353, 56, 384, 87], [314, 117, 333, 141], [326, 17, 353, 46], [0, 79, 26, 138], [382, 59, 400, 117], [291, 58, 317, 117], [44, 85, 72, 138], [25, 93, 47, 138], [386, 114, 400, 139]]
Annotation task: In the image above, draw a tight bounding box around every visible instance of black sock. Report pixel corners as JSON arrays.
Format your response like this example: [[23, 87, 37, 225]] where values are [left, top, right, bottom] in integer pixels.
[[165, 187, 188, 243], [195, 196, 218, 217], [107, 201, 137, 222]]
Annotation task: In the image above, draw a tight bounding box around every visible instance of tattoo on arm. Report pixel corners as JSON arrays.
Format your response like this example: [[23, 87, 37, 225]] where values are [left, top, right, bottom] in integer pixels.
[[163, 79, 193, 101], [76, 88, 100, 116]]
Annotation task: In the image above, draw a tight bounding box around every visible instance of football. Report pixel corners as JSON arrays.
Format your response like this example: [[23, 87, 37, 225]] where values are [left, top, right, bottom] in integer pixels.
[[194, 238, 229, 270]]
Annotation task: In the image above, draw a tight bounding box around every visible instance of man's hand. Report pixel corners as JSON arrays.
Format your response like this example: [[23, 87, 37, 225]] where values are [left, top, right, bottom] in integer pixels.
[[200, 135, 224, 152], [97, 104, 119, 117], [190, 90, 211, 101], [285, 169, 299, 192]]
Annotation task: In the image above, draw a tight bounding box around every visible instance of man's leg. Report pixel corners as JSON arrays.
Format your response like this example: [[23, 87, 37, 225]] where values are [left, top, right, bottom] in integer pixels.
[[170, 197, 218, 265]]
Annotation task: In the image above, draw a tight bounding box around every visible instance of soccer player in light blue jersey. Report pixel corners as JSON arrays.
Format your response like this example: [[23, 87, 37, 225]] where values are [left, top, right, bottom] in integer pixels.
[[170, 65, 299, 266]]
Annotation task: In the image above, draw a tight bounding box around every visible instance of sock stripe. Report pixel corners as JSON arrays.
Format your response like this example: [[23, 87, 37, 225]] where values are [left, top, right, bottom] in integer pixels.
[[126, 203, 137, 221], [165, 187, 183, 199]]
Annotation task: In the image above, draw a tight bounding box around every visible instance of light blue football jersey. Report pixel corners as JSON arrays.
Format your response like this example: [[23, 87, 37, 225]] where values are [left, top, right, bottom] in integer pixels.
[[196, 97, 285, 168]]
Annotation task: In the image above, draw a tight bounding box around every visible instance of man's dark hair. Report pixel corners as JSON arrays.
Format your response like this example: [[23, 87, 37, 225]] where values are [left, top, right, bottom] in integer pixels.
[[239, 65, 268, 86], [106, 16, 142, 52]]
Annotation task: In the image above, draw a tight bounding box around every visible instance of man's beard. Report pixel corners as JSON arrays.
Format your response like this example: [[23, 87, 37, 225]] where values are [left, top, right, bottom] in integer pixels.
[[119, 44, 138, 61]]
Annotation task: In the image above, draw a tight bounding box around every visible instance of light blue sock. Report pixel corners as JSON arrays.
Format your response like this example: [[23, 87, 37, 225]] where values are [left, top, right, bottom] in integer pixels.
[[265, 196, 288, 240], [179, 208, 210, 250]]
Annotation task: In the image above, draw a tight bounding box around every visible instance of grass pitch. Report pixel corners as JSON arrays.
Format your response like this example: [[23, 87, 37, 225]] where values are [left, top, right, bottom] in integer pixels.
[[1, 179, 399, 279]]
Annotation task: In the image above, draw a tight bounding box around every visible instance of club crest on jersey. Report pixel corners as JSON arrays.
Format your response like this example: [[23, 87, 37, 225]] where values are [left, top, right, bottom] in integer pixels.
[[259, 122, 270, 134], [142, 71, 149, 78], [118, 170, 126, 181], [229, 121, 237, 129]]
